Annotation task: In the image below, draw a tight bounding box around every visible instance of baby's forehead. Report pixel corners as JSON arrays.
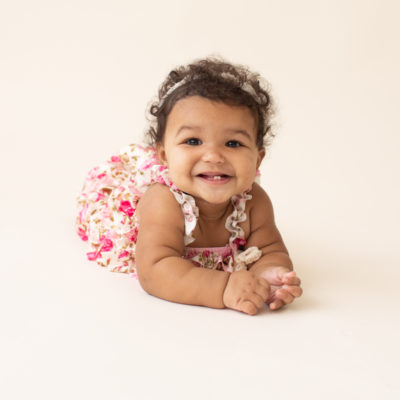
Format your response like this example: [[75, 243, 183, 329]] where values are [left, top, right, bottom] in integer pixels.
[[167, 96, 257, 131], [171, 95, 251, 111]]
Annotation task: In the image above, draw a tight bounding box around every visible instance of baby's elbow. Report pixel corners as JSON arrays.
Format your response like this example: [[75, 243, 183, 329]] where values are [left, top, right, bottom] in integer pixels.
[[135, 259, 154, 294], [135, 255, 167, 296]]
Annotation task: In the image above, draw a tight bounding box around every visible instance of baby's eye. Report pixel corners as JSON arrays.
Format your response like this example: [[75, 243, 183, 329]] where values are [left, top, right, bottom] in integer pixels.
[[185, 138, 202, 146], [225, 140, 242, 148]]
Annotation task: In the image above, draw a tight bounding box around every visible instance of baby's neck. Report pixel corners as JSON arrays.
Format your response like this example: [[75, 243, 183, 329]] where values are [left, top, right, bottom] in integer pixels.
[[195, 198, 232, 223]]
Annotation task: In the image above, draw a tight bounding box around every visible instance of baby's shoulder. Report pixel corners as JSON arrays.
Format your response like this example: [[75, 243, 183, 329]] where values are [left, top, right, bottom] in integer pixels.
[[248, 182, 271, 206], [247, 183, 274, 227], [137, 183, 184, 227]]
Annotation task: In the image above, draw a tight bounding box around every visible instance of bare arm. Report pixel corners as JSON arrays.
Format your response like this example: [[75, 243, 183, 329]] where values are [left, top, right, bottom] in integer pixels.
[[246, 184, 302, 310], [246, 183, 293, 273], [135, 184, 230, 309]]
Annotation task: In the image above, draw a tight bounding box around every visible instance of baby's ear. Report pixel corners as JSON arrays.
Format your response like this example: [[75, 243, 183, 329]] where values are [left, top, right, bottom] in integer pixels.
[[256, 148, 266, 169], [156, 143, 168, 166]]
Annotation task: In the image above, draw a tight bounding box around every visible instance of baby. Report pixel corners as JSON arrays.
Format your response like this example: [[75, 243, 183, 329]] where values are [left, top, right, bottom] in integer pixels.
[[76, 57, 302, 315]]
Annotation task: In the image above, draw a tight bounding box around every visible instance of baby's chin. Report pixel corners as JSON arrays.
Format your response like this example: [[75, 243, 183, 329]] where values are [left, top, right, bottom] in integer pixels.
[[191, 193, 233, 206]]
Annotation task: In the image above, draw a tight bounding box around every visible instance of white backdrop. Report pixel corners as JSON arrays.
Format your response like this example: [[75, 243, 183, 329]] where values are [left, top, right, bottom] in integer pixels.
[[1, 1, 399, 399]]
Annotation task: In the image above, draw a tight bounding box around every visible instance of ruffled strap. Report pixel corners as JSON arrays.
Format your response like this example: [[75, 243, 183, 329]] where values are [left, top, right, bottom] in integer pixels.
[[168, 188, 199, 245], [225, 190, 263, 270], [225, 191, 252, 248]]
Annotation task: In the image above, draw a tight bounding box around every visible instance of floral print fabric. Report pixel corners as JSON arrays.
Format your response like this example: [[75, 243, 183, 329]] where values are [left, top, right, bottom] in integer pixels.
[[76, 144, 261, 277]]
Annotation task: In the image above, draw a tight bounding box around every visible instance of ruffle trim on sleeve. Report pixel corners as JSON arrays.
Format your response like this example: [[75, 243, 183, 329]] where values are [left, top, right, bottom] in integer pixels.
[[168, 189, 199, 245], [226, 190, 263, 270], [226, 191, 252, 247]]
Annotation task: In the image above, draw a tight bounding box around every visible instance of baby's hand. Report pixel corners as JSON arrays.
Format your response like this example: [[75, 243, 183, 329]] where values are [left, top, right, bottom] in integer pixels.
[[255, 266, 302, 311], [223, 270, 270, 315]]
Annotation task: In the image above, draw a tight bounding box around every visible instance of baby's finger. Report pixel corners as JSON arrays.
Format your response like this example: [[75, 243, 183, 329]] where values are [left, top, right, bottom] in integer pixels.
[[256, 280, 270, 302], [239, 300, 258, 316], [257, 277, 270, 289], [275, 289, 294, 305], [282, 271, 301, 285], [269, 298, 284, 311], [249, 292, 266, 309], [283, 284, 303, 298]]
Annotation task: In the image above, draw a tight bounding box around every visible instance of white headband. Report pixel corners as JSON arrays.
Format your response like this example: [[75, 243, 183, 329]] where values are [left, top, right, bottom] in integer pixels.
[[159, 73, 258, 105]]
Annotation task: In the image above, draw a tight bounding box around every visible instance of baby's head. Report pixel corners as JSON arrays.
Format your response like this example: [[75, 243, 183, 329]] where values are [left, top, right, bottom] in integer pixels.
[[146, 56, 274, 150], [145, 57, 275, 204]]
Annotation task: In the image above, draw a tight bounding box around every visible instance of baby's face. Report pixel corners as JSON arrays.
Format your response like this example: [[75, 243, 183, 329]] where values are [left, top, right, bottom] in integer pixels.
[[157, 95, 265, 205]]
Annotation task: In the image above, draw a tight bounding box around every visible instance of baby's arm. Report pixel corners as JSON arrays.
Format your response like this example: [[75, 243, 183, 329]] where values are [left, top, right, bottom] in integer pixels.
[[246, 184, 302, 310], [135, 184, 269, 315]]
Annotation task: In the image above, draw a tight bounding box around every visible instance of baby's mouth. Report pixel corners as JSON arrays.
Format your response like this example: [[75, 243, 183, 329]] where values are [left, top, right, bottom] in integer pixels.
[[197, 173, 232, 182]]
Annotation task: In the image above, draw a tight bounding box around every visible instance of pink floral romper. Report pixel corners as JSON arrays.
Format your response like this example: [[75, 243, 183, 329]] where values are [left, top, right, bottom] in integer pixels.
[[76, 144, 262, 278]]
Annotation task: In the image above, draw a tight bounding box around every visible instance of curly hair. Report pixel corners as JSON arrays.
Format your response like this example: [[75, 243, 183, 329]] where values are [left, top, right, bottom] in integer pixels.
[[145, 56, 275, 150]]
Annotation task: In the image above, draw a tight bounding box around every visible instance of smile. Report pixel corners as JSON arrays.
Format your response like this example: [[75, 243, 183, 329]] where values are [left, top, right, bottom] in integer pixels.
[[197, 173, 232, 184]]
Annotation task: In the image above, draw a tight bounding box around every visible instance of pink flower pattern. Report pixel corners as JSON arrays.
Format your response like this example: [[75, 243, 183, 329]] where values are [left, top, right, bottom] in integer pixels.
[[118, 200, 135, 217], [76, 144, 257, 277]]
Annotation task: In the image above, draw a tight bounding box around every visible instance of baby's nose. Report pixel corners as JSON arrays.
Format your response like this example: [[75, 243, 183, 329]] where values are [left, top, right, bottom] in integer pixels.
[[201, 147, 225, 163]]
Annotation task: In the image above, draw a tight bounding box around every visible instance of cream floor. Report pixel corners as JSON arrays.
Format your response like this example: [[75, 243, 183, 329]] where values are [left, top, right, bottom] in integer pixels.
[[2, 211, 399, 399]]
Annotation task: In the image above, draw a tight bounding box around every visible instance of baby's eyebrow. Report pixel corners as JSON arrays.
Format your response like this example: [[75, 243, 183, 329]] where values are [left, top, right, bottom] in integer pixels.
[[176, 125, 252, 141], [224, 128, 252, 141], [176, 125, 200, 136]]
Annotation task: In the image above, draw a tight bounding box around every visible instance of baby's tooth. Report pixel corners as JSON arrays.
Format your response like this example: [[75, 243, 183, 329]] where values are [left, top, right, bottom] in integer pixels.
[[213, 175, 222, 180]]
